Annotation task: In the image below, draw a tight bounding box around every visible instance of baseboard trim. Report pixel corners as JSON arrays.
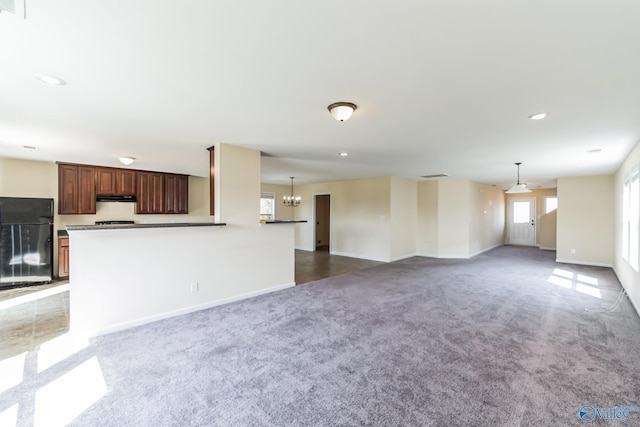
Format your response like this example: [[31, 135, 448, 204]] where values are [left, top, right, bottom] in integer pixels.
[[390, 253, 416, 262], [468, 244, 502, 259], [539, 246, 557, 251], [555, 258, 613, 268], [89, 282, 296, 337], [330, 250, 388, 262], [415, 244, 502, 260], [612, 265, 640, 320]]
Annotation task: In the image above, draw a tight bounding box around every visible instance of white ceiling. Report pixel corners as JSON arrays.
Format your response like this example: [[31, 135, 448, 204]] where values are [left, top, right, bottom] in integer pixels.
[[1, 1, 639, 188]]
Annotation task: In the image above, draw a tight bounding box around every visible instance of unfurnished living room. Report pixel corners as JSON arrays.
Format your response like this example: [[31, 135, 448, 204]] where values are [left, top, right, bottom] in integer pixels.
[[1, 1, 640, 426]]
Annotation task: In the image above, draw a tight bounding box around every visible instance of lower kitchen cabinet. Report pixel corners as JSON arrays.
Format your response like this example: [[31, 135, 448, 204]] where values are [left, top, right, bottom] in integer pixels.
[[58, 237, 69, 279]]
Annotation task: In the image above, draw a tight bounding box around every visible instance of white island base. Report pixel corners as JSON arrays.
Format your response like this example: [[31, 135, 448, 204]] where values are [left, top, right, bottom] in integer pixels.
[[67, 223, 295, 337]]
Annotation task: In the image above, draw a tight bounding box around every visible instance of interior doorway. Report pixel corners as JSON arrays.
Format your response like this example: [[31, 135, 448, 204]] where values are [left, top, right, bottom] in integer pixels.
[[314, 194, 331, 252], [508, 197, 536, 246]]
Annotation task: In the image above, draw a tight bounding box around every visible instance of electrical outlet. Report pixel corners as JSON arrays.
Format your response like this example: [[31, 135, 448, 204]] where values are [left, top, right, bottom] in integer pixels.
[[190, 282, 198, 293]]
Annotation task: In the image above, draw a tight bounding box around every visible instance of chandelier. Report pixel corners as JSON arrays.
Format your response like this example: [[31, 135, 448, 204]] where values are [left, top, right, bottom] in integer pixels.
[[283, 177, 301, 207]]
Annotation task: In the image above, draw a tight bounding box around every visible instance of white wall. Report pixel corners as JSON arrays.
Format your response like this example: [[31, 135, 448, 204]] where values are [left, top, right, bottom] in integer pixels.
[[557, 175, 614, 266], [614, 140, 640, 315], [69, 143, 297, 336], [70, 225, 295, 336]]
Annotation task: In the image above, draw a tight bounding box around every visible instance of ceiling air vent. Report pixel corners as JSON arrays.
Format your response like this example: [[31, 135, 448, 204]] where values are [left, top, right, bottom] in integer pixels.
[[0, 0, 25, 18], [420, 173, 450, 179]]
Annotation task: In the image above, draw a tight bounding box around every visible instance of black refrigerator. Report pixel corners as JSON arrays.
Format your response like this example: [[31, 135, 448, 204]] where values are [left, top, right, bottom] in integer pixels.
[[0, 197, 54, 288]]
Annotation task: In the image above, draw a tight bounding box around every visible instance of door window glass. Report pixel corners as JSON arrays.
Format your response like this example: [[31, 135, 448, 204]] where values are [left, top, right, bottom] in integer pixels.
[[513, 201, 531, 223]]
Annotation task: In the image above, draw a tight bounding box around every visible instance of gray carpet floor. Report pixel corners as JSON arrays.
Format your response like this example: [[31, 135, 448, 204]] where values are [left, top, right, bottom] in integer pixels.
[[3, 246, 640, 426]]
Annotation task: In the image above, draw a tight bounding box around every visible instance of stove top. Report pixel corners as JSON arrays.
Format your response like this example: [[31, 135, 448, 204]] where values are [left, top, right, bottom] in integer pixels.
[[94, 220, 135, 225]]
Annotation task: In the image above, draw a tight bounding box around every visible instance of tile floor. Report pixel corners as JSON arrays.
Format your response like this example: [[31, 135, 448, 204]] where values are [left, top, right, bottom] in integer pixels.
[[0, 249, 383, 361], [0, 281, 70, 360]]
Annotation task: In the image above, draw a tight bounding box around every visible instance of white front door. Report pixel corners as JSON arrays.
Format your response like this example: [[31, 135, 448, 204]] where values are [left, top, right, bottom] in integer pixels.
[[508, 197, 536, 246]]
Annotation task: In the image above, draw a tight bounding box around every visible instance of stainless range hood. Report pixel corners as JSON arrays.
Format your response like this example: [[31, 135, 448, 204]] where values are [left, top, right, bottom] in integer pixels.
[[96, 195, 137, 203]]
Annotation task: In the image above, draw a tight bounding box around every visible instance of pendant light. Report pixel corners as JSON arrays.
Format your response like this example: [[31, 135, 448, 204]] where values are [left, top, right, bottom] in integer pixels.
[[505, 162, 532, 194], [283, 177, 301, 207]]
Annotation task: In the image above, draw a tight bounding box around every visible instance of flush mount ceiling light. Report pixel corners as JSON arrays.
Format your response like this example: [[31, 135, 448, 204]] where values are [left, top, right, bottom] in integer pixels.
[[528, 112, 549, 120], [328, 102, 357, 122], [35, 74, 67, 86], [283, 177, 301, 207], [505, 162, 532, 194], [119, 156, 135, 166]]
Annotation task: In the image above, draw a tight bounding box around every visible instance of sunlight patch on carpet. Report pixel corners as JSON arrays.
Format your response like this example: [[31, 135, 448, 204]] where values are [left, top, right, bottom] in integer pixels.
[[34, 356, 107, 427]]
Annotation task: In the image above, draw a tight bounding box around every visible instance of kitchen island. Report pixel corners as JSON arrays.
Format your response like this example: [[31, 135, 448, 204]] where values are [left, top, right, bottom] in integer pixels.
[[67, 221, 296, 336]]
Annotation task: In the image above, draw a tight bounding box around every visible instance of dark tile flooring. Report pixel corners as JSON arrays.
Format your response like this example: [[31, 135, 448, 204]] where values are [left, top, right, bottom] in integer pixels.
[[0, 250, 383, 360], [295, 247, 383, 285]]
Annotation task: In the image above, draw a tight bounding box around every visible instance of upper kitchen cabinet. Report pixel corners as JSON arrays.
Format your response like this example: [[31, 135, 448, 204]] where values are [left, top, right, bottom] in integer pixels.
[[58, 163, 96, 214], [96, 167, 136, 196], [164, 174, 188, 214], [136, 171, 165, 214]]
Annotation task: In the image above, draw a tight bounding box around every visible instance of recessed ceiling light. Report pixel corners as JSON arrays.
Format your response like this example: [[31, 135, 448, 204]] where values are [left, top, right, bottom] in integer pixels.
[[339, 152, 349, 157], [528, 112, 549, 120], [35, 74, 67, 86]]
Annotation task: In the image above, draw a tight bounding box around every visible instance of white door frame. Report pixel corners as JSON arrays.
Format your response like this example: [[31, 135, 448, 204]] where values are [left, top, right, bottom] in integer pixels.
[[507, 197, 537, 246], [312, 192, 332, 252]]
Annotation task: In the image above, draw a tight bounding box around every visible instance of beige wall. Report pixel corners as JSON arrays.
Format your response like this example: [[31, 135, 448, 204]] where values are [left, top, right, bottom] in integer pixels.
[[469, 182, 505, 256], [215, 143, 260, 225], [539, 209, 557, 250], [290, 177, 420, 262], [0, 157, 216, 277], [331, 177, 392, 261], [557, 175, 613, 266], [614, 140, 640, 315], [437, 180, 471, 257], [390, 177, 418, 261], [417, 179, 504, 259], [260, 183, 294, 221], [506, 188, 557, 247], [416, 181, 439, 257], [69, 144, 296, 336]]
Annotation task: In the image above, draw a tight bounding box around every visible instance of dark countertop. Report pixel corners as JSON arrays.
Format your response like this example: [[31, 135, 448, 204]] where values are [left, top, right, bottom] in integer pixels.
[[58, 230, 69, 238], [65, 222, 227, 231], [260, 220, 308, 224]]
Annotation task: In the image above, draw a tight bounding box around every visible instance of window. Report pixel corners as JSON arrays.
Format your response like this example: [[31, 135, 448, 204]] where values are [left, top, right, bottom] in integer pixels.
[[513, 201, 531, 223], [623, 169, 639, 271], [545, 197, 557, 214], [260, 192, 275, 221]]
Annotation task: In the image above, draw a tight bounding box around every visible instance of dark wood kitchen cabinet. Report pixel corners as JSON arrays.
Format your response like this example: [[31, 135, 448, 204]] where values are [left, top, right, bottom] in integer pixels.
[[58, 237, 69, 279], [136, 171, 165, 214], [164, 174, 188, 214], [96, 167, 136, 196], [58, 163, 96, 214]]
